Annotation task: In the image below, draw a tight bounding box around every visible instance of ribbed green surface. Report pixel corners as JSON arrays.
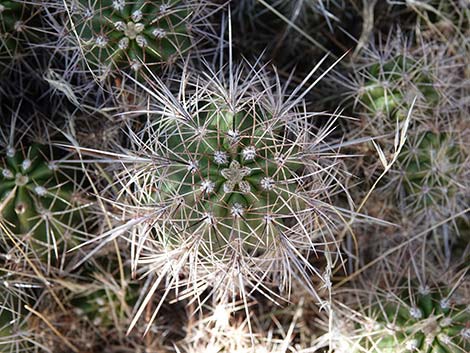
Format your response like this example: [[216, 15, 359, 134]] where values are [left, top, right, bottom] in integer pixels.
[[400, 132, 462, 208]]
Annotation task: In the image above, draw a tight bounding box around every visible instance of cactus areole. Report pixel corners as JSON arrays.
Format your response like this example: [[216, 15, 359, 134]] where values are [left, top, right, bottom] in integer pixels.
[[150, 102, 307, 255], [71, 0, 191, 72]]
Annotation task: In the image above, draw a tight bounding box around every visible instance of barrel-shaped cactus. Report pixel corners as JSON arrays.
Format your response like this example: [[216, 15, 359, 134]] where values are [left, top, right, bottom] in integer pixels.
[[340, 35, 470, 230], [0, 144, 84, 256], [97, 66, 347, 328], [68, 0, 192, 73], [131, 90, 341, 261], [355, 284, 470, 353]]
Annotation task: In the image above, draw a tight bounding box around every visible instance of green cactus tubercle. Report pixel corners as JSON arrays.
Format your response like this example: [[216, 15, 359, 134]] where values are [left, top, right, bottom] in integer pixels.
[[151, 102, 305, 254], [359, 286, 470, 353], [72, 0, 191, 72], [0, 145, 79, 249]]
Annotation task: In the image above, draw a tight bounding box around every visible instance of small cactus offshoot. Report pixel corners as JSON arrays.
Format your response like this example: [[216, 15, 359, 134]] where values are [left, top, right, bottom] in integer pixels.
[[68, 0, 192, 73]]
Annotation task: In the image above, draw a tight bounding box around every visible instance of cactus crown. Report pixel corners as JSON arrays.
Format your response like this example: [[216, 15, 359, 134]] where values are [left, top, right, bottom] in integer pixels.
[[70, 0, 191, 73], [151, 99, 305, 254]]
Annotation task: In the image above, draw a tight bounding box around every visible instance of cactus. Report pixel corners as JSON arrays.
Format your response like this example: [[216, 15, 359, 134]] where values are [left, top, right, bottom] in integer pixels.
[[399, 131, 464, 214], [0, 144, 85, 257], [68, 0, 192, 74], [318, 263, 470, 353], [354, 283, 470, 353], [134, 82, 339, 258], [151, 101, 305, 254], [1, 0, 469, 349], [359, 55, 439, 122], [339, 33, 470, 230], [91, 65, 349, 330]]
